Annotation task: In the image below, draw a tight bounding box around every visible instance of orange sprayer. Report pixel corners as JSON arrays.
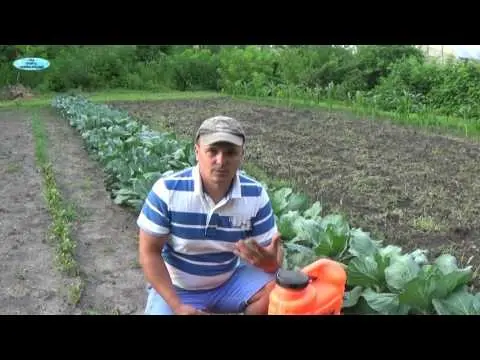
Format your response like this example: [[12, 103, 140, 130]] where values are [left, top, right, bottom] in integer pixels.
[[268, 258, 347, 315]]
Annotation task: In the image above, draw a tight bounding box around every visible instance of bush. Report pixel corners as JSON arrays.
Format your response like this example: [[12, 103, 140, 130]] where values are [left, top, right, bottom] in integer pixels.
[[3, 44, 480, 123]]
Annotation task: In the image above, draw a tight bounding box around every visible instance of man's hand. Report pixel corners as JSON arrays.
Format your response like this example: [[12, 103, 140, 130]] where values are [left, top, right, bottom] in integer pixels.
[[234, 233, 283, 273], [173, 304, 209, 315]]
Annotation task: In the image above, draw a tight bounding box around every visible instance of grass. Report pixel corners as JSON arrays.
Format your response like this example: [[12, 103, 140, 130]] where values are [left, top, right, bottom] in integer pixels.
[[86, 89, 222, 102], [67, 279, 84, 306], [0, 89, 222, 109], [5, 162, 21, 173], [30, 110, 84, 304], [411, 215, 444, 232], [31, 111, 48, 163]]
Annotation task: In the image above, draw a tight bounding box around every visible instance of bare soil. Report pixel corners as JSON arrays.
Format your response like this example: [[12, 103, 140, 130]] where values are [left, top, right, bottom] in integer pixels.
[[110, 98, 480, 288], [40, 108, 146, 315], [0, 108, 147, 315], [0, 110, 72, 314]]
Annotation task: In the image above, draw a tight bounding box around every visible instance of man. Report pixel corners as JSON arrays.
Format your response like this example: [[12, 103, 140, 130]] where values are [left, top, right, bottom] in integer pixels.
[[137, 115, 283, 315]]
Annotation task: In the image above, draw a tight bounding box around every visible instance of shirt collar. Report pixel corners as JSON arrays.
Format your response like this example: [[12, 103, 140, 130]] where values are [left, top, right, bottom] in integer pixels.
[[193, 164, 242, 199]]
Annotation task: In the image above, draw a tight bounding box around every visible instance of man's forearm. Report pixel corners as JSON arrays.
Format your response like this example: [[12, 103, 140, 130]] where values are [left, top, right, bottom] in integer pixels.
[[141, 253, 182, 311]]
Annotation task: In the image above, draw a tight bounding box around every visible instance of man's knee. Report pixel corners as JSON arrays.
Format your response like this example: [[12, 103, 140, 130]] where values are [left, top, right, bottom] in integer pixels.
[[145, 288, 175, 315], [244, 280, 275, 315]]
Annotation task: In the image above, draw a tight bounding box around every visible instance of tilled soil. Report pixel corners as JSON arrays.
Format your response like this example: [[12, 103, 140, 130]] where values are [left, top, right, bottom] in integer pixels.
[[0, 110, 73, 314], [0, 107, 147, 315], [110, 98, 480, 287], [40, 108, 146, 315]]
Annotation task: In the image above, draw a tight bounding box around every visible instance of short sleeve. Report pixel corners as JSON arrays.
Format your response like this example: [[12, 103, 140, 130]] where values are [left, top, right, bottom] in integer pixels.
[[136, 179, 171, 236], [249, 187, 277, 246]]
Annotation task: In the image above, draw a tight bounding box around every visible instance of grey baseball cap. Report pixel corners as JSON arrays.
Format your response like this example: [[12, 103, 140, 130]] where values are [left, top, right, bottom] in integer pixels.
[[195, 115, 245, 146]]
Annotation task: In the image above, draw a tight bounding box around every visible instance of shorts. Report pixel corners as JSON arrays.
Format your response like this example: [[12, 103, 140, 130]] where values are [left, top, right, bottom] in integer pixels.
[[144, 261, 276, 315]]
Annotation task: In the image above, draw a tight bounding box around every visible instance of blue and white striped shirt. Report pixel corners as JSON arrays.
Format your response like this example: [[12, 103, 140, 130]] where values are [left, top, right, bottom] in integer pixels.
[[136, 165, 277, 290]]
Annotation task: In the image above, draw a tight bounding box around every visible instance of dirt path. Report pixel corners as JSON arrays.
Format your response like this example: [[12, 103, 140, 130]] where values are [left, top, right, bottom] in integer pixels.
[[111, 98, 480, 287], [39, 108, 146, 315], [0, 110, 73, 314]]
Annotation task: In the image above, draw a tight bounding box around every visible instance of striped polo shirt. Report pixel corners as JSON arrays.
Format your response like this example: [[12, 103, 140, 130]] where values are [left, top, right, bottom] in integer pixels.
[[136, 165, 277, 290]]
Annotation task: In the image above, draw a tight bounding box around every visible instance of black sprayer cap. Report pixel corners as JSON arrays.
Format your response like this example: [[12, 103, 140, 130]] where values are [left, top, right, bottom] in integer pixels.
[[275, 269, 310, 290]]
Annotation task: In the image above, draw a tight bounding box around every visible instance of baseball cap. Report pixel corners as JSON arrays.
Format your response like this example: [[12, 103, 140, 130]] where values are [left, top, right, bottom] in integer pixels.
[[195, 115, 245, 146]]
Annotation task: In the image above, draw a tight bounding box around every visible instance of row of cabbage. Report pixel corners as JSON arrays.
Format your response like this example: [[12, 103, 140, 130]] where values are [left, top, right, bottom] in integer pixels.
[[51, 94, 480, 315]]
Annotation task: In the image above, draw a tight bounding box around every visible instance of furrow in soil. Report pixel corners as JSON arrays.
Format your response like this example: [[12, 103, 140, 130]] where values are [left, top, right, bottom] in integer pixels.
[[41, 108, 146, 315]]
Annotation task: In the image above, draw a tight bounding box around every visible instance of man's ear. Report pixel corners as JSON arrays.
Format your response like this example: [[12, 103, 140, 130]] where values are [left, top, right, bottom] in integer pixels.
[[194, 143, 199, 162]]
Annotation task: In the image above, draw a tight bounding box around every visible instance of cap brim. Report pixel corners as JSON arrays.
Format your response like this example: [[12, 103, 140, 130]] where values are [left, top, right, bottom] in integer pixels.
[[199, 132, 244, 146]]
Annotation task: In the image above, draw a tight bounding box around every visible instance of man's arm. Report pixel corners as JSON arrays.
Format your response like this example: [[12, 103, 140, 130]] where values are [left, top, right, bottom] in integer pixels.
[[138, 229, 183, 312], [137, 180, 206, 315]]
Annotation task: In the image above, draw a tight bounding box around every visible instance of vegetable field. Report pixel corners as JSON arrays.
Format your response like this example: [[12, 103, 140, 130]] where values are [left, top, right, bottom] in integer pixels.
[[2, 90, 480, 315], [51, 94, 480, 315]]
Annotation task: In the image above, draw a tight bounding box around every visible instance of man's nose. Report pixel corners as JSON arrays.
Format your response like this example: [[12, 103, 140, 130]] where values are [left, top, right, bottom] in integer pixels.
[[215, 151, 226, 165]]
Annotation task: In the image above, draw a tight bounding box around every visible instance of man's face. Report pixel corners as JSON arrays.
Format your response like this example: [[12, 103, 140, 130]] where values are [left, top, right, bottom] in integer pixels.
[[195, 139, 244, 186]]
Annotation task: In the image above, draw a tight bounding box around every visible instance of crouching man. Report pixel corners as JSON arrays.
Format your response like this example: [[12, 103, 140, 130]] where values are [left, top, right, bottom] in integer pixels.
[[137, 115, 283, 315]]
